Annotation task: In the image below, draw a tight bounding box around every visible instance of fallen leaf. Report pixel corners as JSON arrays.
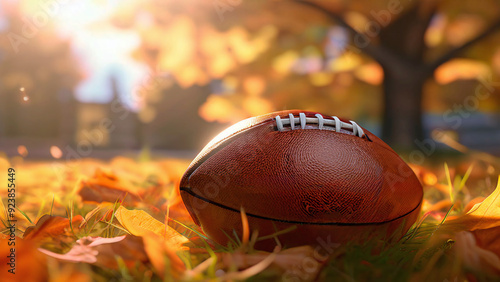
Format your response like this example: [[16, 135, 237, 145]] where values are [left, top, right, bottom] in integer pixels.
[[473, 226, 500, 259], [39, 235, 149, 271], [82, 202, 115, 225], [114, 206, 189, 278], [78, 168, 142, 204], [0, 238, 48, 281], [39, 236, 125, 264], [114, 206, 188, 249], [24, 215, 83, 242], [444, 176, 500, 231], [454, 231, 500, 275], [464, 197, 486, 213], [142, 232, 187, 279]]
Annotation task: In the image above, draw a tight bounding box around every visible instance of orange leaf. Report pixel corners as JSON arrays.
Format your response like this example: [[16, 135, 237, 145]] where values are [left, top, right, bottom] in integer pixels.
[[0, 238, 48, 280], [23, 215, 83, 242], [78, 169, 142, 204], [142, 233, 186, 279], [474, 226, 500, 259]]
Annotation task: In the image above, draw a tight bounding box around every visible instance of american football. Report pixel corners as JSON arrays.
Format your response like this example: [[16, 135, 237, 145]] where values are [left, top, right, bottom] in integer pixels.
[[180, 110, 423, 250]]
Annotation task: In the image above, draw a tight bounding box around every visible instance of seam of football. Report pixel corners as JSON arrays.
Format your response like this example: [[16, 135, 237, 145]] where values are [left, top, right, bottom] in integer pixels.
[[274, 113, 369, 140], [180, 187, 422, 226], [186, 112, 376, 182]]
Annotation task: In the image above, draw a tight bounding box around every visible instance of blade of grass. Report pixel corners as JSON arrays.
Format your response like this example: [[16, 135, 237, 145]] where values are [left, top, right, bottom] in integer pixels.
[[202, 239, 218, 278], [444, 163, 454, 202], [105, 200, 122, 238], [67, 200, 77, 235], [221, 229, 239, 251], [232, 229, 242, 246], [430, 204, 454, 238], [186, 257, 215, 279], [16, 207, 33, 224], [459, 163, 474, 190], [107, 222, 131, 234], [240, 207, 249, 246], [36, 199, 46, 220], [116, 256, 133, 280], [168, 218, 209, 240], [256, 225, 297, 241], [177, 250, 193, 270], [49, 195, 55, 216], [163, 253, 175, 282]]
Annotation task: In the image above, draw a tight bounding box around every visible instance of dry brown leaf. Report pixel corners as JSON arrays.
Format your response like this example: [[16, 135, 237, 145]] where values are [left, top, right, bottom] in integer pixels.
[[473, 226, 500, 259], [78, 168, 142, 204], [23, 215, 83, 242]]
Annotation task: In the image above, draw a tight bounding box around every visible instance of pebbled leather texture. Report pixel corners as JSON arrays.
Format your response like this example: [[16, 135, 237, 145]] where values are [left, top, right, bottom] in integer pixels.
[[180, 110, 423, 249]]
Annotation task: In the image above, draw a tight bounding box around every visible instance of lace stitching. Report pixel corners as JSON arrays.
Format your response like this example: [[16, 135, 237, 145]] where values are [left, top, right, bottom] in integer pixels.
[[275, 113, 365, 138]]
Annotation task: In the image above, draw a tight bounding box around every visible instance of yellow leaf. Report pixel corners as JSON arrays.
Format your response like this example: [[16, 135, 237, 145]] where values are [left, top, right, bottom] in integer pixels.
[[115, 207, 188, 278], [114, 206, 188, 249], [445, 176, 500, 231]]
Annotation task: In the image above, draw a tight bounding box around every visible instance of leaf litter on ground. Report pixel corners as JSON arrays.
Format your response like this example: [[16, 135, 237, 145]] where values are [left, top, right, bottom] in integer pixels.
[[0, 155, 500, 281]]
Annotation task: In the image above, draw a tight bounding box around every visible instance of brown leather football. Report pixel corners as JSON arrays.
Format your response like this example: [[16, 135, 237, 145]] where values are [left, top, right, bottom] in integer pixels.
[[180, 110, 423, 250]]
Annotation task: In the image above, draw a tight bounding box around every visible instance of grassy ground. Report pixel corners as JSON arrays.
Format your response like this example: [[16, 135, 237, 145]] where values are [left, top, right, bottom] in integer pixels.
[[0, 149, 500, 281]]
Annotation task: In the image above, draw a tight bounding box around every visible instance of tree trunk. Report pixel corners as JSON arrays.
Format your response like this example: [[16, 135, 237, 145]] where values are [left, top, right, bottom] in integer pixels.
[[295, 0, 500, 149], [382, 65, 427, 149], [377, 4, 436, 149]]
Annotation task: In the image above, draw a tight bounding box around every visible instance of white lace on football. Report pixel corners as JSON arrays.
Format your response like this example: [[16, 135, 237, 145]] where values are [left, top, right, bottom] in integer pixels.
[[275, 113, 365, 138]]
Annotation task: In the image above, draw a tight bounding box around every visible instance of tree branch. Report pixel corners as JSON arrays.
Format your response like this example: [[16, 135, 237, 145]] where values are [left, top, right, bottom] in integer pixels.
[[292, 0, 399, 68], [426, 18, 500, 72]]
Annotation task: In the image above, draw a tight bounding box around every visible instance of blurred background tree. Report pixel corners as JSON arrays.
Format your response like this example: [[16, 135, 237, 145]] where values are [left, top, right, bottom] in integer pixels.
[[296, 0, 500, 148], [1, 0, 499, 156], [133, 0, 500, 150], [0, 2, 81, 144]]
